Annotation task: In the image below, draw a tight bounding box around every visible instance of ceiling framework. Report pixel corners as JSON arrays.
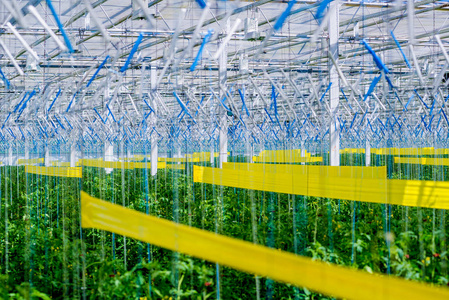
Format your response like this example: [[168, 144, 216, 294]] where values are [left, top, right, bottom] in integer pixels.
[[0, 0, 448, 157]]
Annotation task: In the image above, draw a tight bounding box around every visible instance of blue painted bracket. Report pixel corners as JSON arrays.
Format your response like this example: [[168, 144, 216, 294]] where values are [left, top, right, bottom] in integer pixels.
[[414, 89, 429, 109], [93, 107, 106, 124], [16, 90, 36, 121], [46, 0, 74, 53], [319, 82, 332, 102], [0, 66, 10, 89], [274, 0, 297, 30], [191, 30, 213, 72], [404, 94, 414, 111], [63, 116, 73, 129], [361, 39, 390, 74], [106, 104, 117, 122], [121, 33, 144, 73], [195, 0, 207, 9], [48, 89, 62, 113], [390, 30, 411, 69], [363, 75, 381, 101], [14, 92, 29, 113], [54, 115, 65, 130], [66, 92, 78, 112], [87, 56, 110, 87], [173, 91, 195, 120], [316, 0, 333, 23]]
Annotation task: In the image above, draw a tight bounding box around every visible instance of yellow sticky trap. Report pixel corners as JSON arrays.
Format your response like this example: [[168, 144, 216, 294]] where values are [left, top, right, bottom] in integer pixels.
[[159, 157, 200, 163], [166, 163, 185, 170], [78, 158, 166, 170], [371, 147, 449, 156], [133, 162, 166, 169], [222, 163, 386, 179], [253, 156, 322, 163], [77, 158, 103, 167], [253, 149, 317, 163], [25, 166, 82, 178], [395, 157, 449, 166], [194, 165, 449, 210], [18, 158, 44, 165], [51, 161, 71, 167], [80, 192, 449, 300]]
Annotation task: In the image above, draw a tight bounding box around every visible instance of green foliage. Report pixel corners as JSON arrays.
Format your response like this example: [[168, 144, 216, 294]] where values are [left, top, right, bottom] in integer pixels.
[[0, 163, 447, 299]]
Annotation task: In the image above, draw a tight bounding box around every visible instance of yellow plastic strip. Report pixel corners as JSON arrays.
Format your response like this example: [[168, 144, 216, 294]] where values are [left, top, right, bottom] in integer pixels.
[[253, 156, 322, 163], [133, 162, 166, 169], [51, 161, 71, 167], [18, 158, 44, 165], [194, 166, 449, 210], [25, 165, 82, 178], [371, 147, 449, 155], [158, 157, 200, 163], [394, 157, 449, 166], [191, 152, 220, 159], [166, 163, 185, 170], [253, 149, 313, 163], [333, 147, 449, 155], [339, 148, 366, 154], [120, 152, 223, 162], [223, 163, 386, 179], [77, 158, 103, 167], [80, 192, 449, 300], [77, 159, 166, 170]]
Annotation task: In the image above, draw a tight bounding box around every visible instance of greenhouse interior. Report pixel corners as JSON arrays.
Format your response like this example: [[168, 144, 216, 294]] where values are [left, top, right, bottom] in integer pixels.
[[0, 0, 449, 299]]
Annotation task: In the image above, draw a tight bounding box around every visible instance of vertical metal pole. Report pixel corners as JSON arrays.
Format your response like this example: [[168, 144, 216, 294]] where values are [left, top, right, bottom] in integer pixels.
[[365, 139, 371, 166], [300, 141, 306, 165], [70, 141, 77, 167], [150, 64, 158, 176], [104, 140, 114, 174], [219, 40, 228, 169], [329, 1, 340, 167], [150, 129, 158, 176], [210, 97, 215, 165], [44, 143, 51, 167], [104, 140, 114, 161], [8, 144, 13, 166], [210, 145, 214, 165], [407, 0, 415, 46], [246, 135, 253, 163], [24, 139, 29, 160]]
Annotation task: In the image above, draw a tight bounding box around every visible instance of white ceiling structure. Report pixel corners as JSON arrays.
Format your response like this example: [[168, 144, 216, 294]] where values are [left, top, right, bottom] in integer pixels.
[[0, 0, 448, 157]]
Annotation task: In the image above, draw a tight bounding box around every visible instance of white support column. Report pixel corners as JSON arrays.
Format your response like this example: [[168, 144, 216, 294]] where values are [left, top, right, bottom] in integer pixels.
[[365, 139, 371, 167], [24, 140, 29, 160], [150, 63, 157, 91], [70, 142, 77, 167], [407, 0, 415, 46], [210, 145, 215, 165], [246, 134, 253, 163], [300, 141, 306, 165], [210, 105, 215, 165], [219, 118, 228, 168], [329, 1, 340, 167], [104, 140, 114, 173], [218, 39, 228, 169], [45, 144, 51, 167], [150, 63, 158, 176], [177, 148, 182, 165], [8, 144, 13, 166], [150, 132, 158, 176]]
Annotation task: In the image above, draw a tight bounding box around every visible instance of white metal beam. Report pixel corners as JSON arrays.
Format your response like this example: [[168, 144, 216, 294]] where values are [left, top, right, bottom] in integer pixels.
[[218, 39, 228, 168], [329, 1, 340, 167]]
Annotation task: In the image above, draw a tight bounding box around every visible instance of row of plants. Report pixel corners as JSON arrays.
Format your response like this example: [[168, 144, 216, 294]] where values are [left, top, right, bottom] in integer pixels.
[[0, 159, 446, 299]]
